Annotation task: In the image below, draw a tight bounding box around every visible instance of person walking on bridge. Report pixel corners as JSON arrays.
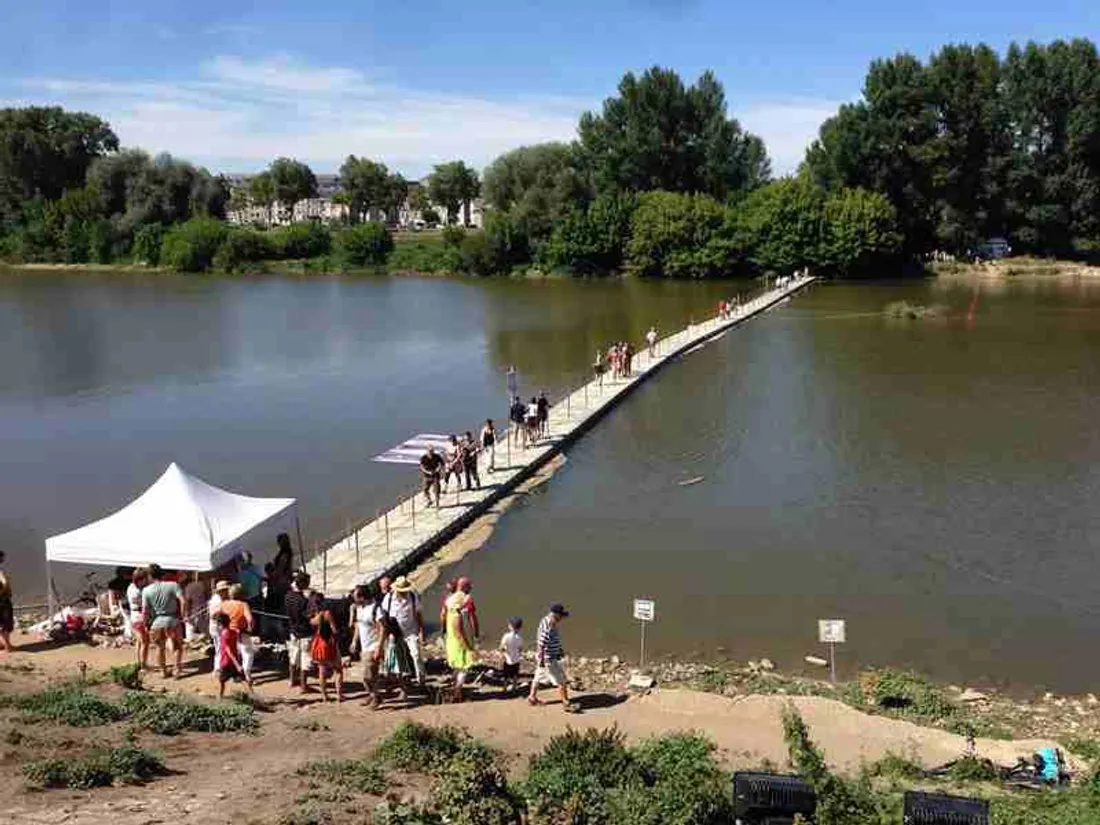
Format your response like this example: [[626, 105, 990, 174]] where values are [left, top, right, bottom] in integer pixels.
[[480, 419, 497, 473], [419, 446, 443, 508], [646, 327, 657, 358]]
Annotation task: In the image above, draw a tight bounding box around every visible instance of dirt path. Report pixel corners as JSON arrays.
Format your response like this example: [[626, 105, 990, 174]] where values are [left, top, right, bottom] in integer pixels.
[[0, 639, 1066, 825]]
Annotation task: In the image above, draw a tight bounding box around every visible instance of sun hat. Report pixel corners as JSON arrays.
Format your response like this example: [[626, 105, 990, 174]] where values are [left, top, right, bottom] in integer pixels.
[[550, 603, 569, 617], [214, 580, 231, 592], [392, 575, 414, 593]]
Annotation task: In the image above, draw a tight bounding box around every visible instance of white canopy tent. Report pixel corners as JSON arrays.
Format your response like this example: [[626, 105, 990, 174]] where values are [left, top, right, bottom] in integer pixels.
[[45, 463, 298, 612]]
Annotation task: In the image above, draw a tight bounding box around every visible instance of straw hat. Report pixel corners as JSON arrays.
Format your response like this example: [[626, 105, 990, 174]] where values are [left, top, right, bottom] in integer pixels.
[[214, 580, 231, 592], [391, 575, 414, 593]]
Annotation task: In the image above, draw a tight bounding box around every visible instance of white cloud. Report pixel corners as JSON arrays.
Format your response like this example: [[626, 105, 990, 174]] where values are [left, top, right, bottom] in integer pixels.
[[6, 56, 841, 179], [738, 99, 844, 176], [9, 56, 587, 178]]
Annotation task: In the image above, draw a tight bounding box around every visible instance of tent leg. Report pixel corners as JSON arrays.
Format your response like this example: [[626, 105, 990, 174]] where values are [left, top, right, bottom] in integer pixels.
[[294, 515, 306, 574], [46, 559, 56, 619]]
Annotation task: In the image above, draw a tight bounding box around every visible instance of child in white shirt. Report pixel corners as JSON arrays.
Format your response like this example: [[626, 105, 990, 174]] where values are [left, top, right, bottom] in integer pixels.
[[499, 617, 524, 694]]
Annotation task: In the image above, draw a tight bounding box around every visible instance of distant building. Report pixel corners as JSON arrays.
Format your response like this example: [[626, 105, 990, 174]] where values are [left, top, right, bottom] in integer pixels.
[[222, 172, 482, 229]]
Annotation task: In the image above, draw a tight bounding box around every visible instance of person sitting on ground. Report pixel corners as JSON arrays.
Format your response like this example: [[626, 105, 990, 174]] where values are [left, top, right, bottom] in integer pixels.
[[284, 572, 315, 693], [529, 603, 577, 713], [309, 592, 343, 703], [214, 612, 252, 699], [499, 617, 524, 695], [351, 584, 385, 707], [462, 431, 481, 490], [141, 563, 186, 679], [419, 446, 443, 508]]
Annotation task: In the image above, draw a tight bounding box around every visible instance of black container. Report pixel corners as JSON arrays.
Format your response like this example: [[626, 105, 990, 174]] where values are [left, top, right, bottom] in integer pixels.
[[903, 791, 990, 825], [732, 771, 817, 824]]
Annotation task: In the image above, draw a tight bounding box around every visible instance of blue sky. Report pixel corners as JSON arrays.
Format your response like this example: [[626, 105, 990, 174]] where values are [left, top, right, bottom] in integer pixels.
[[2, 0, 1098, 177]]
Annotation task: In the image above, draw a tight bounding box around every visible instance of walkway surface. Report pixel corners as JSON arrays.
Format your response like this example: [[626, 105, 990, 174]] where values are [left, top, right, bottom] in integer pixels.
[[307, 275, 817, 594]]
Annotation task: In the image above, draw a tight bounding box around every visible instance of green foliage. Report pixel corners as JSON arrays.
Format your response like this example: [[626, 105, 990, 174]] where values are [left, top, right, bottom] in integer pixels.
[[372, 802, 445, 825], [271, 222, 332, 259], [625, 190, 739, 278], [433, 742, 523, 825], [340, 156, 407, 223], [822, 187, 902, 275], [577, 67, 769, 200], [339, 221, 393, 267], [10, 684, 126, 727], [373, 721, 466, 774], [427, 161, 480, 224], [108, 663, 143, 690], [523, 727, 639, 823], [388, 235, 462, 273], [441, 225, 466, 248], [541, 193, 636, 274], [949, 754, 1000, 783], [23, 745, 164, 789], [1062, 738, 1100, 762], [267, 158, 317, 214], [213, 227, 274, 272], [131, 222, 164, 265], [297, 757, 386, 794], [782, 705, 887, 825], [119, 691, 257, 735], [859, 668, 956, 721], [161, 217, 228, 272], [868, 751, 924, 780], [482, 143, 589, 244], [614, 733, 732, 825], [458, 214, 529, 275]]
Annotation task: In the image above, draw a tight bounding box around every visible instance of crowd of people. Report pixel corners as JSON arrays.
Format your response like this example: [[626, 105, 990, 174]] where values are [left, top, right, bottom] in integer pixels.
[[86, 534, 579, 711]]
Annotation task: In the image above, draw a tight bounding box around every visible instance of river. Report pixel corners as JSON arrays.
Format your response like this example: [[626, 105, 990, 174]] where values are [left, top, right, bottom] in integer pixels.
[[2, 269, 1099, 692]]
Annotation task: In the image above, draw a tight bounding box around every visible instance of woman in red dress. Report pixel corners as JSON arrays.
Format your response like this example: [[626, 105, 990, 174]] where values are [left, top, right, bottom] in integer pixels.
[[309, 593, 344, 703]]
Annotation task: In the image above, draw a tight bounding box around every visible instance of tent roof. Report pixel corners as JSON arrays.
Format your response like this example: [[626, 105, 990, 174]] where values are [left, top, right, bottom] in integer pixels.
[[45, 463, 296, 570]]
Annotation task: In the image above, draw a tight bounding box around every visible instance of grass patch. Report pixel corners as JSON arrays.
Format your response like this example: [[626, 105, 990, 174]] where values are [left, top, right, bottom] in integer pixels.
[[858, 668, 956, 721], [1062, 738, 1100, 762], [23, 745, 164, 789], [108, 662, 143, 689], [868, 750, 924, 780], [297, 758, 386, 794], [7, 684, 126, 727], [120, 691, 257, 735], [373, 721, 466, 774]]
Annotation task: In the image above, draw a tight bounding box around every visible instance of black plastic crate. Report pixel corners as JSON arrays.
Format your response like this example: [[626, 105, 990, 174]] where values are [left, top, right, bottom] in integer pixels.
[[732, 771, 817, 824], [903, 791, 990, 825]]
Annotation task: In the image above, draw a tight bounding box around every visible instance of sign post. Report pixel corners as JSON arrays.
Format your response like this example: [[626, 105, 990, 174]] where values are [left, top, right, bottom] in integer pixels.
[[817, 619, 846, 683], [633, 598, 655, 667]]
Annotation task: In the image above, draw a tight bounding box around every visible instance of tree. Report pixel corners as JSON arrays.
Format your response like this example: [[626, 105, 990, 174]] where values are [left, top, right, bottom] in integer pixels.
[[427, 161, 480, 225], [340, 222, 393, 266], [482, 143, 588, 242], [577, 67, 770, 201], [541, 192, 636, 274], [0, 106, 118, 222], [248, 172, 275, 226], [822, 187, 902, 275], [382, 173, 409, 223], [625, 190, 737, 278], [339, 156, 390, 223], [268, 158, 317, 222], [736, 178, 828, 274]]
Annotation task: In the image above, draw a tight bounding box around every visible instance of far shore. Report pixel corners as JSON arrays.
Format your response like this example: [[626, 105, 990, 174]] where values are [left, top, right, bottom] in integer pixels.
[[931, 256, 1100, 279]]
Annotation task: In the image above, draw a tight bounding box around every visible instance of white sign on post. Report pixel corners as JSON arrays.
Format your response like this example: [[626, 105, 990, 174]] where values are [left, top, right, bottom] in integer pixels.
[[818, 619, 846, 644], [633, 599, 655, 622], [817, 619, 846, 683]]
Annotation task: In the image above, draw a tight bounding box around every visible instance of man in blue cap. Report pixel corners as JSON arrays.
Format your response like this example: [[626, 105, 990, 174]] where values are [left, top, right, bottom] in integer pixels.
[[528, 602, 577, 712]]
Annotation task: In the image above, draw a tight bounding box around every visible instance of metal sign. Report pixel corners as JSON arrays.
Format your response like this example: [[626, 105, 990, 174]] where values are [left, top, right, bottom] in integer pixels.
[[633, 598, 655, 622], [818, 619, 846, 644], [373, 433, 453, 465]]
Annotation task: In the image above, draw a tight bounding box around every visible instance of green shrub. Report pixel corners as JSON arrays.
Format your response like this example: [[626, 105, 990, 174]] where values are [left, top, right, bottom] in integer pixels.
[[949, 754, 999, 783], [131, 222, 164, 265], [23, 745, 164, 789], [120, 691, 257, 735], [161, 217, 228, 272], [618, 733, 732, 825], [868, 750, 924, 780], [12, 685, 125, 727], [387, 237, 462, 273], [340, 221, 393, 266], [373, 721, 464, 774], [523, 727, 638, 824], [433, 742, 523, 825], [372, 802, 444, 825], [859, 668, 955, 721], [441, 225, 466, 248], [108, 663, 143, 690], [272, 222, 332, 259], [297, 757, 385, 794], [213, 228, 274, 272]]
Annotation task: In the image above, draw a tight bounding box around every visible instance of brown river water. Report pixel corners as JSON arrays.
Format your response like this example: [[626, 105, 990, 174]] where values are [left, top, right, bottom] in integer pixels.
[[2, 269, 1099, 692]]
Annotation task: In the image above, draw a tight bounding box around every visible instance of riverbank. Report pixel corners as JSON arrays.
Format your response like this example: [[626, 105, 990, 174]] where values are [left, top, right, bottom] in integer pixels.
[[932, 255, 1100, 279], [0, 635, 1095, 825]]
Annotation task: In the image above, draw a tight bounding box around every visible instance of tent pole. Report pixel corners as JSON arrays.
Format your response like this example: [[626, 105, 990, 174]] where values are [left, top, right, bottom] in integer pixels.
[[294, 515, 306, 573], [46, 558, 55, 619]]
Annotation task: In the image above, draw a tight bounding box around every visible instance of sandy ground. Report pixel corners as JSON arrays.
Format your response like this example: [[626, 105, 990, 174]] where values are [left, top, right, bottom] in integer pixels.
[[0, 636, 1066, 825]]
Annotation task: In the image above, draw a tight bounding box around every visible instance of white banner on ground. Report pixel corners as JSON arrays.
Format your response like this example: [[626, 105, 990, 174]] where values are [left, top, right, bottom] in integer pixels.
[[373, 433, 454, 465]]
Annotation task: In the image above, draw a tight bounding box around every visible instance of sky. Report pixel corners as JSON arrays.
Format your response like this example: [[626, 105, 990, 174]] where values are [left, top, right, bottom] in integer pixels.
[[2, 0, 1098, 178]]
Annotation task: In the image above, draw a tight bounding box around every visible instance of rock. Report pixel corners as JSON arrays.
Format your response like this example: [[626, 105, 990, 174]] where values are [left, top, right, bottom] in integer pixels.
[[578, 657, 589, 666], [959, 688, 988, 703], [759, 659, 775, 672], [610, 655, 621, 666], [1044, 692, 1055, 702], [1089, 693, 1099, 706], [805, 656, 828, 668], [629, 673, 656, 690]]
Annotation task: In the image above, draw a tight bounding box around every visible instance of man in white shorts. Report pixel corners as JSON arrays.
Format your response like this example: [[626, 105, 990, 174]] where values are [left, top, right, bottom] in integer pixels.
[[283, 573, 315, 694], [528, 603, 577, 713]]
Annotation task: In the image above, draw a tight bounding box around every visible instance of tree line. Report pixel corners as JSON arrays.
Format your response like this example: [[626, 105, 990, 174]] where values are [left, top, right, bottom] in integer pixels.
[[3, 39, 1097, 275]]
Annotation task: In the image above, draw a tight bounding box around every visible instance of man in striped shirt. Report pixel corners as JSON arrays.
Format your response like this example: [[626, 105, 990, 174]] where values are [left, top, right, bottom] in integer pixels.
[[528, 603, 577, 712]]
